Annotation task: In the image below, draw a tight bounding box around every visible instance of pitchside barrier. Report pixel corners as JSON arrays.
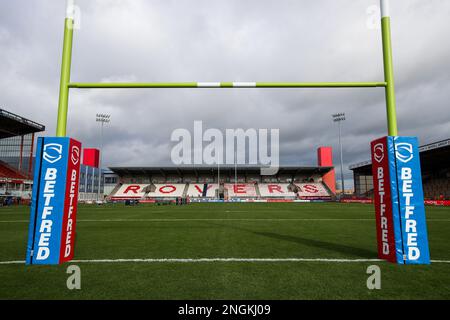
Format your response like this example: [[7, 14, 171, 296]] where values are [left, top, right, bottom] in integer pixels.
[[25, 0, 431, 265]]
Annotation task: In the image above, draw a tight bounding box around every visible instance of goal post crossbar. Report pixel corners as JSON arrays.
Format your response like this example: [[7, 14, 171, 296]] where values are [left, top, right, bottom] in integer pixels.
[[68, 82, 387, 89]]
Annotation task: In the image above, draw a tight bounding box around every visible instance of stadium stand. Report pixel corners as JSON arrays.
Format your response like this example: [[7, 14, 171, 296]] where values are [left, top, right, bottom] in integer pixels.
[[0, 160, 28, 180], [258, 183, 297, 198], [261, 176, 280, 183], [0, 160, 34, 200], [186, 183, 218, 198], [295, 183, 331, 199], [0, 108, 45, 204], [112, 184, 150, 199], [350, 138, 450, 200], [108, 164, 335, 201], [150, 184, 186, 198], [423, 174, 450, 200], [224, 183, 258, 198]]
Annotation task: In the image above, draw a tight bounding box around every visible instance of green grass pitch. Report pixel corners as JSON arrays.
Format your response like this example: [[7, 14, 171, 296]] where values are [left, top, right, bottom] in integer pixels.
[[0, 203, 449, 300]]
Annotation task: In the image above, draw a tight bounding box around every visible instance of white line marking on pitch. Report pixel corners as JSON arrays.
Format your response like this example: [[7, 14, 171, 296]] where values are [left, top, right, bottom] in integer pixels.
[[0, 261, 25, 265], [1, 218, 374, 223], [2, 219, 450, 223], [1, 258, 450, 265], [78, 218, 377, 222], [74, 258, 385, 263]]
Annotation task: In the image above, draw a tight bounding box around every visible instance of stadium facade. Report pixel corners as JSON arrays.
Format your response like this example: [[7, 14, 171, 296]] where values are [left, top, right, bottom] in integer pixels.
[[0, 108, 338, 203], [0, 109, 45, 203], [350, 138, 450, 200], [2, 107, 448, 203], [0, 108, 104, 203]]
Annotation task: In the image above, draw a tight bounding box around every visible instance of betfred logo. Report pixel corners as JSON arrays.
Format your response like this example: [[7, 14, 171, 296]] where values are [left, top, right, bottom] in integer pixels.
[[371, 137, 397, 263], [60, 139, 82, 263], [43, 143, 63, 164], [376, 166, 390, 255], [373, 143, 384, 163], [399, 167, 420, 260], [71, 146, 80, 165], [35, 168, 58, 261], [395, 143, 413, 163]]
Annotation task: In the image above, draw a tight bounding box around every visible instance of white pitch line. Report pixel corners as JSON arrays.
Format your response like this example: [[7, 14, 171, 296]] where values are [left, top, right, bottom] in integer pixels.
[[70, 258, 385, 263], [2, 219, 450, 223], [1, 258, 450, 265], [78, 218, 376, 222], [0, 218, 376, 223], [0, 258, 383, 265], [430, 260, 450, 264]]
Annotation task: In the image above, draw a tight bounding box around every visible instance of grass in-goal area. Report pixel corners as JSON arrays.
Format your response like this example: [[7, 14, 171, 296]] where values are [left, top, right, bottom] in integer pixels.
[[0, 202, 449, 300]]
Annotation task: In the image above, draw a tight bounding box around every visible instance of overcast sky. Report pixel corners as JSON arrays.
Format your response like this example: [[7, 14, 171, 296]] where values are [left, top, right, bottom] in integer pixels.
[[1, 0, 449, 186]]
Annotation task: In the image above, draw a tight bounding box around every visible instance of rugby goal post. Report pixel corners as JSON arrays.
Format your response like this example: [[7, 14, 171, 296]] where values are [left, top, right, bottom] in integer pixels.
[[56, 0, 398, 137], [26, 0, 431, 266]]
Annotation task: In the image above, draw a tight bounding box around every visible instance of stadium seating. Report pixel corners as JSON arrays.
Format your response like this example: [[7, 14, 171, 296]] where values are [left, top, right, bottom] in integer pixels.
[[258, 184, 297, 198], [261, 177, 279, 183], [165, 175, 183, 183], [150, 184, 186, 198], [224, 183, 258, 198], [0, 160, 28, 180], [197, 174, 215, 183], [186, 183, 218, 198], [183, 175, 198, 183], [423, 177, 450, 199], [109, 180, 334, 200], [295, 183, 331, 198], [112, 184, 150, 199], [109, 182, 332, 200]]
